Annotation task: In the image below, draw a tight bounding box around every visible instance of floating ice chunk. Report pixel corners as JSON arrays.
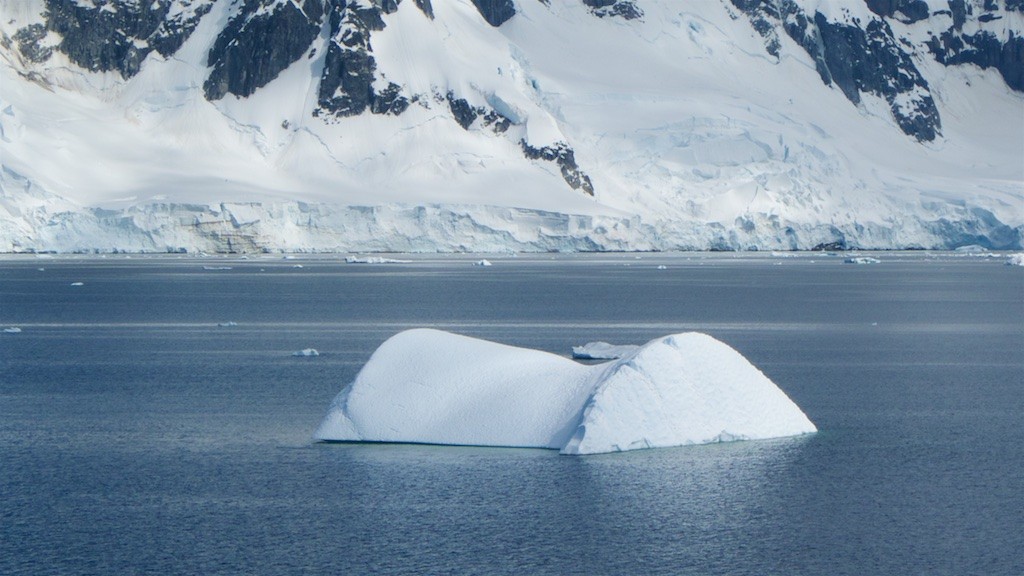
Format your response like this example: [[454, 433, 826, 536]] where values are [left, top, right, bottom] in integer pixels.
[[1007, 253, 1024, 266], [572, 341, 640, 360], [316, 329, 816, 455], [345, 256, 411, 264], [3, 327, 22, 333], [473, 259, 493, 267], [70, 282, 84, 286], [656, 265, 668, 270], [955, 245, 987, 253], [293, 348, 320, 357], [217, 321, 238, 327], [203, 266, 232, 270], [844, 257, 880, 264]]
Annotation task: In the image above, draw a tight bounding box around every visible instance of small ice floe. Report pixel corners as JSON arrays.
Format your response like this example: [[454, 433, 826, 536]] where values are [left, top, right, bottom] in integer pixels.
[[70, 282, 84, 286], [217, 321, 238, 327], [203, 266, 232, 271], [571, 341, 641, 360], [293, 348, 320, 357], [954, 245, 987, 253], [1007, 253, 1024, 266], [345, 255, 411, 264], [844, 257, 880, 264], [292, 264, 304, 268], [656, 265, 667, 270], [473, 259, 492, 267], [3, 327, 22, 333]]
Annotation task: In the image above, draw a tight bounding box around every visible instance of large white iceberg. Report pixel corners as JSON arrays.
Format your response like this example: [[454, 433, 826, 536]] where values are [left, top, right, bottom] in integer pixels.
[[315, 329, 816, 454]]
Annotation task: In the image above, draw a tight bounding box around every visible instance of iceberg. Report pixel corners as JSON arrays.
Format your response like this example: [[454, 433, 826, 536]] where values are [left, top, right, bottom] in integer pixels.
[[315, 329, 816, 455], [1007, 253, 1024, 266], [293, 348, 320, 357]]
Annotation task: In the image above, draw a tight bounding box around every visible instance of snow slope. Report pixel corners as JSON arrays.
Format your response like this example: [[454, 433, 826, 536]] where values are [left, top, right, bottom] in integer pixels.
[[315, 329, 817, 454], [1, 0, 1022, 252]]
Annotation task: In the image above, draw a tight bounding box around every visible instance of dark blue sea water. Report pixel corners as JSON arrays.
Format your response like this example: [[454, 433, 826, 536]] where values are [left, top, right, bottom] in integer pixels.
[[1, 253, 1022, 575]]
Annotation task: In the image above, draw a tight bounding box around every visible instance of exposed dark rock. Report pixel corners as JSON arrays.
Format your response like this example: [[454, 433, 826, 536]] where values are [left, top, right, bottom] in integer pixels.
[[370, 82, 411, 115], [732, 0, 941, 141], [12, 24, 52, 63], [521, 141, 595, 196], [41, 0, 212, 78], [928, 30, 1024, 92], [949, 0, 968, 29], [445, 93, 512, 133], [319, 42, 376, 117], [205, 0, 321, 100], [582, 0, 643, 20], [864, 0, 929, 23], [447, 94, 479, 129], [482, 109, 511, 133], [414, 0, 435, 19], [317, 1, 409, 117], [470, 0, 516, 27]]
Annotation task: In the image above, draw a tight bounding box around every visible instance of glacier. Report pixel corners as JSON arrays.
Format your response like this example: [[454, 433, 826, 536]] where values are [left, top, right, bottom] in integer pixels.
[[315, 329, 817, 454], [1, 0, 1022, 252]]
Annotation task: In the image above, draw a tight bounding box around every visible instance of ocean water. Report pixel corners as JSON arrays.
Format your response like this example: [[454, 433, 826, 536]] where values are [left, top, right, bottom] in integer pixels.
[[1, 252, 1022, 575]]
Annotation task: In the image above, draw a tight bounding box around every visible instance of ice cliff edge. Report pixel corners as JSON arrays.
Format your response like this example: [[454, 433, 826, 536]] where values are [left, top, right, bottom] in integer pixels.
[[315, 329, 816, 454]]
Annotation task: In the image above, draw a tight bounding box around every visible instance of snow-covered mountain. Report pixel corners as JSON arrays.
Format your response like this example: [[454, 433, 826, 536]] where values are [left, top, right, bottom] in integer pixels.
[[1, 0, 1021, 252]]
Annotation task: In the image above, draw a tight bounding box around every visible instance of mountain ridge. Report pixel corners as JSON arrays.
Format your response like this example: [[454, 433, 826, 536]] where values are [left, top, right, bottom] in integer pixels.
[[1, 0, 1021, 252]]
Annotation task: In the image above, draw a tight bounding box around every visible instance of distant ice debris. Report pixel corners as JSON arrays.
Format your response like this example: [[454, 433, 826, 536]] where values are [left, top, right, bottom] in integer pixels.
[[571, 341, 640, 360], [316, 329, 816, 455], [70, 282, 84, 286], [345, 256, 411, 264], [217, 321, 238, 327], [203, 266, 232, 270], [293, 348, 320, 357], [1007, 254, 1024, 266], [844, 257, 881, 264], [954, 245, 987, 253], [656, 265, 668, 270], [473, 259, 492, 267], [3, 327, 22, 333]]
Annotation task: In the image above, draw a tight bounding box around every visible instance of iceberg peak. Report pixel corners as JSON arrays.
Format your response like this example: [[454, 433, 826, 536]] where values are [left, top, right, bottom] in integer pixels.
[[316, 329, 816, 454]]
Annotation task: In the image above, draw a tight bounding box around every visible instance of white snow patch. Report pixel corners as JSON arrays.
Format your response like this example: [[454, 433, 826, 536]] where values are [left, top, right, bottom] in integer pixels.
[[316, 329, 816, 454]]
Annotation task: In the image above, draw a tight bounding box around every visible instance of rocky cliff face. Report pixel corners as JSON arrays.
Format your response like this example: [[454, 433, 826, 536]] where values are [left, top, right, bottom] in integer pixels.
[[729, 0, 1022, 141], [10, 1, 1020, 144]]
